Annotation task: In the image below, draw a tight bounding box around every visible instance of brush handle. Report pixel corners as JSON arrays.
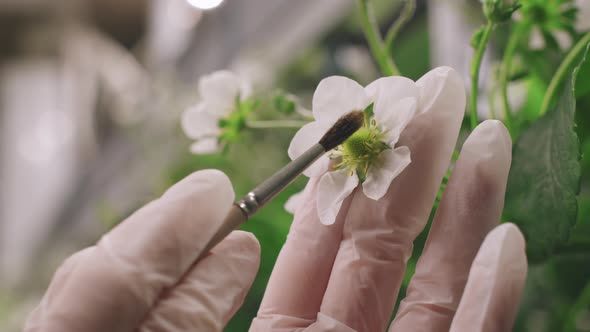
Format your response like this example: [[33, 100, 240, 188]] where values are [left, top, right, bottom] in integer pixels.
[[246, 143, 325, 214], [199, 204, 248, 260], [198, 143, 325, 259]]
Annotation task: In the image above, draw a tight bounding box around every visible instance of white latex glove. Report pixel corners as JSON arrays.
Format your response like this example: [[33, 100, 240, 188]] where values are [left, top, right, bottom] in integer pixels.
[[25, 71, 527, 332], [24, 170, 261, 332], [250, 83, 528, 332]]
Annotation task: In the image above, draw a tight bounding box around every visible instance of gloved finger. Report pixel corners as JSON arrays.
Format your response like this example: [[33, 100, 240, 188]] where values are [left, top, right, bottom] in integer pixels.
[[139, 231, 260, 332], [390, 120, 512, 331], [250, 178, 352, 330], [318, 67, 466, 332], [24, 169, 234, 332], [24, 247, 95, 331], [449, 223, 527, 332]]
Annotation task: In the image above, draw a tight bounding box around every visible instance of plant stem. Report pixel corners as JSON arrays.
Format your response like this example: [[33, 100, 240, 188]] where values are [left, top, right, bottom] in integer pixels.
[[563, 279, 590, 332], [384, 0, 416, 56], [470, 21, 495, 130], [540, 32, 590, 116], [488, 74, 499, 119], [499, 24, 523, 133], [246, 120, 309, 129], [295, 106, 314, 119], [357, 0, 399, 76]]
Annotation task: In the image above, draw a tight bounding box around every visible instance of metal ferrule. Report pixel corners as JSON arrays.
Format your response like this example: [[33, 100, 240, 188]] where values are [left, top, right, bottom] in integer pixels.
[[236, 143, 325, 217], [237, 192, 259, 217]]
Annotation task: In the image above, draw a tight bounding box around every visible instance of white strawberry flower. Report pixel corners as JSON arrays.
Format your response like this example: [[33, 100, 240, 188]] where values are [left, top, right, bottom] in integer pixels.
[[181, 70, 251, 154], [286, 67, 465, 225]]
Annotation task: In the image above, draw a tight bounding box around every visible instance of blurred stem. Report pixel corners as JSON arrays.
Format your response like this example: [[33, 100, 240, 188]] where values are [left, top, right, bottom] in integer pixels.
[[563, 279, 590, 332], [470, 21, 495, 130], [500, 24, 524, 134], [295, 106, 314, 119], [246, 120, 309, 129], [540, 32, 590, 116], [357, 0, 399, 76], [488, 66, 500, 119], [384, 0, 416, 56]]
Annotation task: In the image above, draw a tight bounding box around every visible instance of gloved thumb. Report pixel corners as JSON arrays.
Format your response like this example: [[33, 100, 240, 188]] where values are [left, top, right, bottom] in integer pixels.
[[25, 169, 260, 332]]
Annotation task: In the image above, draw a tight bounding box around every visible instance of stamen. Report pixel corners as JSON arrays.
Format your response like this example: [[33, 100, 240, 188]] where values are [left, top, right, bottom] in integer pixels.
[[330, 116, 391, 180]]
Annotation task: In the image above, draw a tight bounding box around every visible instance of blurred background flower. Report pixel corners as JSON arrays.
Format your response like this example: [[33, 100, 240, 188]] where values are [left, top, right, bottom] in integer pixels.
[[181, 70, 251, 154], [518, 0, 578, 50]]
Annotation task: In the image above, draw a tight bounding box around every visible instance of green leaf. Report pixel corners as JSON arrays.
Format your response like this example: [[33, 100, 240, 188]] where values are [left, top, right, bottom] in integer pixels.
[[575, 51, 590, 98], [504, 44, 589, 263]]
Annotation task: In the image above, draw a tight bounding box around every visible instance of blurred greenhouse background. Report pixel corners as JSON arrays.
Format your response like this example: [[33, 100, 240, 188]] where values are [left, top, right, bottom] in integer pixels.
[[1, 0, 590, 331]]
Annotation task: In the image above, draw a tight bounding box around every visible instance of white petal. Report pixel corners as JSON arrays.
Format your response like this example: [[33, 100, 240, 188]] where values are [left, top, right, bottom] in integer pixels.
[[416, 66, 466, 116], [377, 97, 417, 145], [529, 26, 545, 50], [576, 0, 590, 31], [288, 121, 331, 177], [189, 138, 219, 154], [317, 169, 359, 225], [366, 76, 418, 143], [284, 191, 305, 214], [312, 76, 371, 124], [554, 30, 573, 50], [181, 104, 221, 139], [239, 78, 253, 100], [365, 76, 418, 107], [198, 70, 248, 115], [362, 146, 411, 200]]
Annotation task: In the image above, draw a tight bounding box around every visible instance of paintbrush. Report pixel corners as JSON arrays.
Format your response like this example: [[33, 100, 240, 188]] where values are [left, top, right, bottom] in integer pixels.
[[200, 110, 365, 258]]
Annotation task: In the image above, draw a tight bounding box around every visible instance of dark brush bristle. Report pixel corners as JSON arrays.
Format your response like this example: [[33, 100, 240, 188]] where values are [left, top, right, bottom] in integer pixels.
[[318, 111, 365, 151]]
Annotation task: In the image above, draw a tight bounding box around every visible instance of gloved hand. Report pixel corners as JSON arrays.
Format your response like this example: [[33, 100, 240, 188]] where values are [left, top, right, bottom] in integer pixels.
[[24, 170, 261, 332], [25, 75, 527, 332], [250, 72, 527, 331]]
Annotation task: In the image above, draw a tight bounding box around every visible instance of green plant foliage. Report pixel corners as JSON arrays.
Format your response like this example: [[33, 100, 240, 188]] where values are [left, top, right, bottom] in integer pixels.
[[504, 44, 589, 263], [470, 26, 486, 49], [273, 93, 296, 115], [518, 0, 577, 51], [515, 253, 590, 331], [575, 51, 590, 98], [482, 0, 521, 23]]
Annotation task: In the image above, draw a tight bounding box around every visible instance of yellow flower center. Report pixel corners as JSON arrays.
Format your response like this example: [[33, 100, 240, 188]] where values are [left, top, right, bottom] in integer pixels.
[[334, 121, 390, 181]]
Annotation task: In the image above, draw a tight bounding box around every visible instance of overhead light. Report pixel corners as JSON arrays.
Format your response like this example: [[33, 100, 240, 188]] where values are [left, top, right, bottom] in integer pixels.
[[186, 0, 224, 10]]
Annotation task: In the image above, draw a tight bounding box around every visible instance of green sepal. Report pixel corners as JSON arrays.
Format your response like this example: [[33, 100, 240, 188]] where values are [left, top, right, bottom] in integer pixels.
[[273, 93, 296, 114]]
